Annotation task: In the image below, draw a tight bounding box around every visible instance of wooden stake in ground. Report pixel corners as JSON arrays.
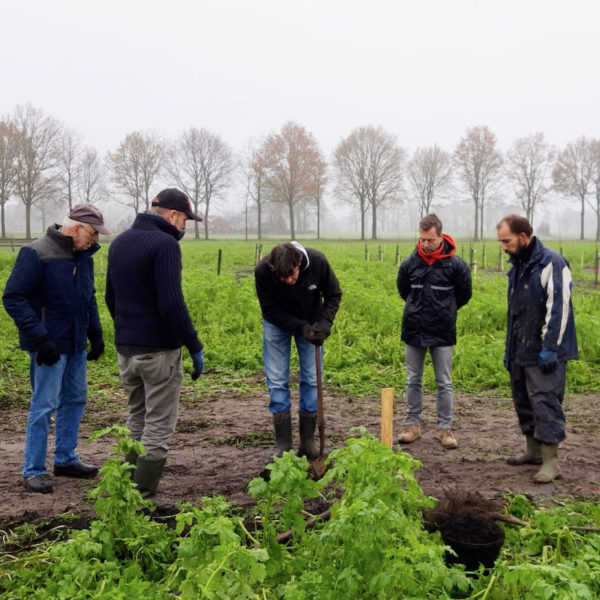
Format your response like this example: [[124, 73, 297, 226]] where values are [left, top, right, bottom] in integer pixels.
[[381, 388, 394, 448]]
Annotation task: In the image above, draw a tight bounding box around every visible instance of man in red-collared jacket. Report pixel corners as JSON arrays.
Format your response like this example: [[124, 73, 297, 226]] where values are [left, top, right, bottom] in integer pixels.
[[396, 214, 472, 449]]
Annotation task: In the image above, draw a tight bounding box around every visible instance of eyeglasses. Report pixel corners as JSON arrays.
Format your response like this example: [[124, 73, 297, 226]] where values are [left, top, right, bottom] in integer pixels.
[[81, 225, 99, 239]]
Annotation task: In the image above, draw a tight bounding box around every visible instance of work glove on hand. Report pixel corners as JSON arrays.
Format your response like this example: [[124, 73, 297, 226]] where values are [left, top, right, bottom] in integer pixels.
[[87, 332, 105, 361], [537, 348, 558, 374], [34, 336, 60, 366], [300, 322, 316, 342], [191, 351, 204, 380], [304, 319, 331, 347]]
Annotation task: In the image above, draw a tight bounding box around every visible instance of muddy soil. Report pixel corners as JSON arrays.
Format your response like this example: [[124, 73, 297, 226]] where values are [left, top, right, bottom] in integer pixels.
[[1, 383, 599, 528]]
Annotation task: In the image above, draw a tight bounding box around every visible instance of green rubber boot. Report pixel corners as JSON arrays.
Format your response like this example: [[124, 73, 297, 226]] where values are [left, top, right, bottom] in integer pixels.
[[507, 435, 542, 465], [298, 411, 319, 460], [533, 443, 560, 484], [272, 410, 292, 457], [133, 457, 166, 500], [124, 450, 139, 479]]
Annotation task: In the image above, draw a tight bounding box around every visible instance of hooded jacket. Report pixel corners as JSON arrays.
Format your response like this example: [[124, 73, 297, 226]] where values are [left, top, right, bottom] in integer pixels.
[[397, 234, 472, 347], [504, 236, 578, 366], [3, 225, 102, 354], [254, 242, 342, 332]]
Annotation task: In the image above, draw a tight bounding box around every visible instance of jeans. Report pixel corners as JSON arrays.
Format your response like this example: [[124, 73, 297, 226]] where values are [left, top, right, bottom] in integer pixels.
[[118, 349, 183, 461], [405, 344, 453, 429], [23, 350, 88, 478], [509, 361, 566, 444], [262, 319, 323, 414]]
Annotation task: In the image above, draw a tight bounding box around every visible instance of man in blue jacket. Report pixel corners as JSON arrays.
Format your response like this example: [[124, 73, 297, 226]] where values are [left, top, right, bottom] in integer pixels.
[[397, 214, 472, 449], [497, 215, 577, 484], [3, 204, 110, 493], [105, 188, 204, 500]]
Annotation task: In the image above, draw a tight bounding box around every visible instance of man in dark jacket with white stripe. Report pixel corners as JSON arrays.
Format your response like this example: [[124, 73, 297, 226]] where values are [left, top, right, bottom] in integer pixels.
[[105, 189, 204, 500], [396, 214, 472, 449], [3, 204, 110, 493], [497, 214, 577, 484], [255, 242, 342, 459]]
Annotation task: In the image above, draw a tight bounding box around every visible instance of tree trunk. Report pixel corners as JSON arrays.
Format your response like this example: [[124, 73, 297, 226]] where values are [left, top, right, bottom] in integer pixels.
[[257, 200, 262, 240], [580, 195, 585, 240], [371, 203, 378, 240], [473, 201, 479, 241], [1, 203, 5, 238], [289, 201, 295, 239], [360, 208, 366, 241], [25, 203, 31, 240]]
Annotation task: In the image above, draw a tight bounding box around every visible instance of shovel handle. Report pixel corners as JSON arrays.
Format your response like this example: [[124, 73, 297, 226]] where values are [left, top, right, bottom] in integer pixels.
[[314, 345, 325, 456]]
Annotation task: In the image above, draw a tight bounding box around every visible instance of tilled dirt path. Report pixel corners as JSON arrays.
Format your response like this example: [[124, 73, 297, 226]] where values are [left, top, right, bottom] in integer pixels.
[[1, 386, 599, 527]]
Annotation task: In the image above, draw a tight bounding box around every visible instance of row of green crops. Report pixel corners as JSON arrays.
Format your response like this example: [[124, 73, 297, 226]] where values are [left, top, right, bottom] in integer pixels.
[[3, 426, 600, 599], [0, 239, 599, 397]]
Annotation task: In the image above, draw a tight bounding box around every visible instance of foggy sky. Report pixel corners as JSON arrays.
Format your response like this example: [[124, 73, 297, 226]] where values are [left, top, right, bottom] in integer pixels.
[[2, 0, 598, 159]]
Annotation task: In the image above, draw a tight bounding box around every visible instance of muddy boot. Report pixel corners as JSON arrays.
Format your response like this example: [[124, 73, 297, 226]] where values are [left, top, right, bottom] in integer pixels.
[[124, 450, 139, 479], [507, 435, 542, 466], [533, 443, 560, 484], [298, 411, 319, 460], [133, 457, 166, 500], [272, 410, 292, 457]]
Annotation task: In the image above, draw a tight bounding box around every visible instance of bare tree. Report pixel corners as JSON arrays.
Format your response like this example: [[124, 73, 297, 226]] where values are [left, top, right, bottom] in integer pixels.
[[106, 131, 163, 218], [56, 128, 83, 212], [243, 144, 269, 239], [13, 104, 61, 239], [408, 145, 452, 218], [506, 133, 555, 226], [0, 117, 20, 237], [167, 127, 234, 240], [588, 139, 600, 241], [78, 147, 106, 204], [552, 137, 594, 240], [260, 121, 326, 239], [454, 125, 503, 241], [313, 160, 327, 239], [334, 125, 404, 240]]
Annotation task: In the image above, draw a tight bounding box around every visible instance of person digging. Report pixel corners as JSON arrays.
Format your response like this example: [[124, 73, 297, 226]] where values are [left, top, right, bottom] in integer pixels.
[[254, 242, 342, 463]]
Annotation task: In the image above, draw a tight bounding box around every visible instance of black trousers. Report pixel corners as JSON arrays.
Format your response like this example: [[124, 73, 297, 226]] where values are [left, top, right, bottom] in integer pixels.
[[509, 361, 567, 445]]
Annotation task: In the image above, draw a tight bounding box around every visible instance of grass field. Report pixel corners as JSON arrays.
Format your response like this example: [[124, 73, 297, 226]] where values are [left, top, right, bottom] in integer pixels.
[[1, 239, 598, 400]]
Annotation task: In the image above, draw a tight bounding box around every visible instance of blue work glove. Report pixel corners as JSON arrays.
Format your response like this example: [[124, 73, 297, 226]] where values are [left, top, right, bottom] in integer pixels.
[[537, 348, 558, 374], [191, 351, 204, 380]]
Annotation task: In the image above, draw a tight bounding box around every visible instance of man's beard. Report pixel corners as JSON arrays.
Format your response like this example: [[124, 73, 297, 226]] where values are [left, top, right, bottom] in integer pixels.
[[505, 238, 528, 259]]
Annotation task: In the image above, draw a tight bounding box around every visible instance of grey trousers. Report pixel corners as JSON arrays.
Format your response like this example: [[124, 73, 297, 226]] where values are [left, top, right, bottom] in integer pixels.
[[118, 348, 183, 460], [509, 361, 566, 444], [404, 344, 454, 429]]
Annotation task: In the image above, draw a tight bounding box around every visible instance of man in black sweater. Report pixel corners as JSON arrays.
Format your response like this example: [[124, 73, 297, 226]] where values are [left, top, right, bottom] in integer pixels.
[[255, 242, 342, 458], [105, 189, 204, 500]]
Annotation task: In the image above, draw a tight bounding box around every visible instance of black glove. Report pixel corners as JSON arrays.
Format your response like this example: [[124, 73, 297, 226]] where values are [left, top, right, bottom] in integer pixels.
[[300, 322, 316, 342], [191, 351, 204, 381], [87, 332, 105, 361], [34, 336, 60, 366]]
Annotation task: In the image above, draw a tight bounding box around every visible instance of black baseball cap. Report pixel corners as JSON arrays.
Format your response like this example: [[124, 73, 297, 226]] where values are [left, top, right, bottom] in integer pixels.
[[151, 188, 203, 221]]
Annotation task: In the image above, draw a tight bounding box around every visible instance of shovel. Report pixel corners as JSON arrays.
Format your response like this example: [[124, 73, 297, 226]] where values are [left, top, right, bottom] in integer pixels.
[[309, 344, 327, 478]]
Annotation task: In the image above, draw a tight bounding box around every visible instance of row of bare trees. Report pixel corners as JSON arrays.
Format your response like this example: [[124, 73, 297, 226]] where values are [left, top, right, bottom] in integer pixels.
[[2, 103, 600, 240]]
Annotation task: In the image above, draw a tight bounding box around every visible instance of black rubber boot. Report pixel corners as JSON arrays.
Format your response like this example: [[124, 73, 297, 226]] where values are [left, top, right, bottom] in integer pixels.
[[298, 411, 319, 460], [133, 457, 166, 500], [273, 410, 292, 457]]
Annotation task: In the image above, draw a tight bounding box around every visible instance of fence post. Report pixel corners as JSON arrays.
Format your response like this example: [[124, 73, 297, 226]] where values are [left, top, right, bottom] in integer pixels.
[[365, 244, 369, 261], [596, 249, 599, 287], [380, 388, 394, 449], [482, 244, 486, 270], [378, 245, 384, 261], [498, 246, 504, 271], [470, 246, 477, 279], [395, 245, 400, 266], [217, 249, 222, 275]]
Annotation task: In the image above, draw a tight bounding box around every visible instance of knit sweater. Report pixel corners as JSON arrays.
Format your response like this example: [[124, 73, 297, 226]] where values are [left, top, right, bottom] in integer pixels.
[[105, 213, 202, 355]]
